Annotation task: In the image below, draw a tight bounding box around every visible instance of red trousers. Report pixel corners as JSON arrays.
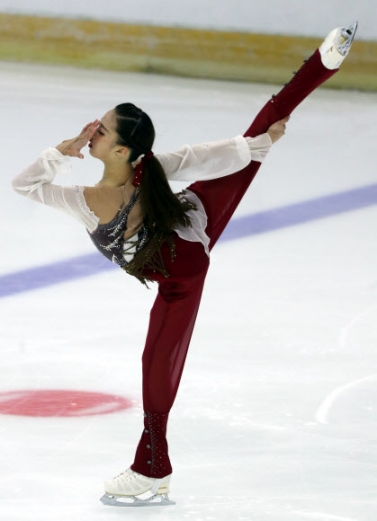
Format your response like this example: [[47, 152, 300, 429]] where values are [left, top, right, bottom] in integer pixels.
[[131, 50, 337, 478]]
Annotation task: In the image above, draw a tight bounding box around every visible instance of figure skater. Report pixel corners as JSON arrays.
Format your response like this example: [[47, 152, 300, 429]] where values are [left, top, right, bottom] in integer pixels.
[[12, 23, 358, 507]]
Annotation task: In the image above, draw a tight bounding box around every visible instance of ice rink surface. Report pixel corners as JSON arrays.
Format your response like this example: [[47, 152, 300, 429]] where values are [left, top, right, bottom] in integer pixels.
[[0, 59, 377, 520]]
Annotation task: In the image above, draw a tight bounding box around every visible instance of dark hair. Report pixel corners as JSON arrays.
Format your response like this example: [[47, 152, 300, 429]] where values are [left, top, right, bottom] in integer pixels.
[[114, 103, 195, 235]]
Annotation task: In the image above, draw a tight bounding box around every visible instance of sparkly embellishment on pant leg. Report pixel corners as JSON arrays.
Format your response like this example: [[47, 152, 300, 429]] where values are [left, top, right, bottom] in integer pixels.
[[131, 411, 172, 478]]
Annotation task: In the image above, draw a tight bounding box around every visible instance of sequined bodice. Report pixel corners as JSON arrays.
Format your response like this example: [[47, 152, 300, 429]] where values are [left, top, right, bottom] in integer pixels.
[[88, 188, 151, 267]]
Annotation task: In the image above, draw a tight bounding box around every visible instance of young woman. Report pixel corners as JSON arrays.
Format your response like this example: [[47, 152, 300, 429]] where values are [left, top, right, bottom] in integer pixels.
[[12, 23, 357, 506]]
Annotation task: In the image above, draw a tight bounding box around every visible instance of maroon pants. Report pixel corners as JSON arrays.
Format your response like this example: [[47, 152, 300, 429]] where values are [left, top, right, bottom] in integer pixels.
[[131, 50, 337, 478]]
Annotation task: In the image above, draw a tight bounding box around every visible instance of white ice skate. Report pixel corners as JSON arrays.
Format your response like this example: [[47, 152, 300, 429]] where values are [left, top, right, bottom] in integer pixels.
[[100, 468, 175, 507], [319, 22, 358, 69]]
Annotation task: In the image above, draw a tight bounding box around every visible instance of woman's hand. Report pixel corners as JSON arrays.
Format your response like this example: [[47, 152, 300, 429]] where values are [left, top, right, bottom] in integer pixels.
[[267, 116, 290, 144], [56, 120, 100, 159]]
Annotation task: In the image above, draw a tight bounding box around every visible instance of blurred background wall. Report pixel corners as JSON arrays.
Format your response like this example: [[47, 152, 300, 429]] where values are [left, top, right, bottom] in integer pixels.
[[0, 0, 375, 39], [0, 0, 376, 90]]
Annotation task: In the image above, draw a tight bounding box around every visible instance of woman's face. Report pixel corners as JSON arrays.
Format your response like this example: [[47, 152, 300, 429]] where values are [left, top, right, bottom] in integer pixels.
[[89, 110, 127, 162]]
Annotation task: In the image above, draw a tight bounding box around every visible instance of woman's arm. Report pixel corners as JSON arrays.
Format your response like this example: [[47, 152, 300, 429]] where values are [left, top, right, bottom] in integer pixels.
[[12, 121, 100, 231], [11, 148, 99, 232], [156, 118, 288, 182], [155, 134, 269, 182]]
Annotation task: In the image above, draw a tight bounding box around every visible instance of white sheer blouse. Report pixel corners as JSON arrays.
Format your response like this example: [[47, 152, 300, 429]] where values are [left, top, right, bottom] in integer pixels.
[[12, 133, 272, 256]]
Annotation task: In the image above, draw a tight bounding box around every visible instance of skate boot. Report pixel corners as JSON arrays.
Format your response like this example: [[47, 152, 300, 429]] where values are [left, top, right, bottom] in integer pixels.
[[101, 467, 174, 507], [101, 411, 174, 507], [319, 21, 358, 69]]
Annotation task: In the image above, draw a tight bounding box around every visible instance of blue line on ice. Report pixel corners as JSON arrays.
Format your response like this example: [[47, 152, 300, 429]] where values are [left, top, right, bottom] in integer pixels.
[[220, 183, 377, 241], [1, 183, 377, 299]]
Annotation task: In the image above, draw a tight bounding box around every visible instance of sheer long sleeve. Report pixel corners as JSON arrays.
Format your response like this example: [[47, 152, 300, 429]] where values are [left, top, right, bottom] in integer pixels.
[[12, 148, 99, 232], [156, 134, 272, 182], [12, 133, 272, 231]]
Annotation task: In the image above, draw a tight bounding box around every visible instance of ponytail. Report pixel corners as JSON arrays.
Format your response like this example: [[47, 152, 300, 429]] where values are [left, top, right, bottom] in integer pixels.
[[114, 103, 196, 236], [140, 156, 195, 234]]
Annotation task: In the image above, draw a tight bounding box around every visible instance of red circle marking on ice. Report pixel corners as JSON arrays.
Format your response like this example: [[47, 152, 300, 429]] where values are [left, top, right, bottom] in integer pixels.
[[0, 390, 132, 417]]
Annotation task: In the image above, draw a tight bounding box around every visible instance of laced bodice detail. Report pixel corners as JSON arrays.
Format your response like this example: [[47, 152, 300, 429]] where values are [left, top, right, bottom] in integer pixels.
[[88, 188, 151, 267]]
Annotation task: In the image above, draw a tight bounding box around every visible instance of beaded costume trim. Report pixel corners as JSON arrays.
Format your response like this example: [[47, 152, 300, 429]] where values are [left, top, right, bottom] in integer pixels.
[[89, 188, 151, 269]]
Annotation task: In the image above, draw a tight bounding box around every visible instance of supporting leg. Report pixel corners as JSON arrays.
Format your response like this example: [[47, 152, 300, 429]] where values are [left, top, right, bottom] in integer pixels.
[[132, 238, 210, 478]]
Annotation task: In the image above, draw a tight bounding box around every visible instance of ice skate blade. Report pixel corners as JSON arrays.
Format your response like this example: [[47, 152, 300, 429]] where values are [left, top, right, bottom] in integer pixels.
[[338, 21, 358, 56], [100, 492, 176, 507]]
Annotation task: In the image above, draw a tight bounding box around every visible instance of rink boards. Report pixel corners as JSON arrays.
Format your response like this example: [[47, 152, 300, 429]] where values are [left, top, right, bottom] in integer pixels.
[[0, 13, 376, 91]]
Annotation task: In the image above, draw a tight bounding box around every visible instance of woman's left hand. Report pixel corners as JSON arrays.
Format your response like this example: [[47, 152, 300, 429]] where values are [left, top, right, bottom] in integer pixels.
[[267, 116, 290, 144], [56, 120, 100, 158]]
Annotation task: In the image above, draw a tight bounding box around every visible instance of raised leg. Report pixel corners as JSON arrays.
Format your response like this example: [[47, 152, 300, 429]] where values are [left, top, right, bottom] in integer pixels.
[[189, 22, 358, 249]]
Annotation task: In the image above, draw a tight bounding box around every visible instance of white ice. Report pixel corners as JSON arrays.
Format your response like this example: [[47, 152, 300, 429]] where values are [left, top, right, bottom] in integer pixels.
[[0, 60, 377, 521]]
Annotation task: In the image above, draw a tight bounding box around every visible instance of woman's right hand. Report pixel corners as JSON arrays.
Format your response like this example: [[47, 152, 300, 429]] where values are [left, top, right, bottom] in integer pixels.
[[56, 120, 100, 158], [267, 116, 290, 144]]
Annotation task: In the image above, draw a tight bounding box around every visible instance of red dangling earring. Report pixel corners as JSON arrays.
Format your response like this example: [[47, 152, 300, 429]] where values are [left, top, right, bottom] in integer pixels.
[[132, 152, 154, 187]]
